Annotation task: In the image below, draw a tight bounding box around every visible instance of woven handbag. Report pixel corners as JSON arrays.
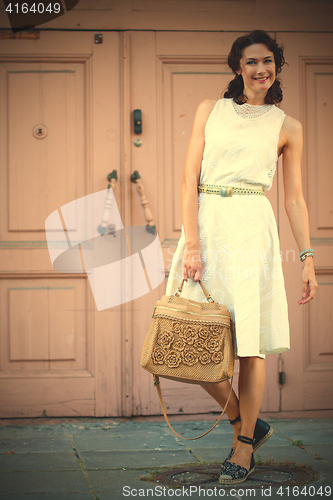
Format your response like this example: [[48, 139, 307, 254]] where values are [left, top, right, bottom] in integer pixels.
[[141, 278, 236, 439]]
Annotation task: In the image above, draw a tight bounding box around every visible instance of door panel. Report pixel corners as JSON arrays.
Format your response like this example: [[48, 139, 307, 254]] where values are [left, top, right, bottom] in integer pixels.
[[0, 32, 122, 417], [3, 278, 86, 369], [7, 65, 83, 231], [277, 33, 333, 411], [1, 61, 84, 240], [163, 61, 233, 235]]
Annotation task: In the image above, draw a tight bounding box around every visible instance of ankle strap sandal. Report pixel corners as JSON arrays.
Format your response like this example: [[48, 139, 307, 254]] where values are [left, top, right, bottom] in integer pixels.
[[228, 414, 273, 451], [237, 435, 255, 446], [229, 415, 241, 425], [219, 437, 256, 485]]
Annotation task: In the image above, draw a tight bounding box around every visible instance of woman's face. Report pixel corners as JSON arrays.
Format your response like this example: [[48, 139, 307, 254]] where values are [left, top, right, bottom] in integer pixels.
[[237, 43, 276, 98]]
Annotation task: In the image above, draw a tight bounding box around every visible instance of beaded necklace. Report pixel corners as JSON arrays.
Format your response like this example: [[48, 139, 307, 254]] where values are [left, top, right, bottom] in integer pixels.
[[231, 99, 274, 119]]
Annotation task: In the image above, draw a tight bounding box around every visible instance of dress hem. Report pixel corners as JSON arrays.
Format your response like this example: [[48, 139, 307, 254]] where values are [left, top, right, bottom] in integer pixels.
[[236, 347, 290, 357]]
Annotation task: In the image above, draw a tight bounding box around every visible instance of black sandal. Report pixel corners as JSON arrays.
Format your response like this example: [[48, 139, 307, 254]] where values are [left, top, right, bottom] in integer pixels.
[[229, 414, 273, 452], [218, 435, 256, 485]]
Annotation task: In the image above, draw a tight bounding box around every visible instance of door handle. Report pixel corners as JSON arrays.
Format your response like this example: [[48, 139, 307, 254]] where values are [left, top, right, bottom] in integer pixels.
[[97, 170, 118, 236], [131, 170, 156, 234]]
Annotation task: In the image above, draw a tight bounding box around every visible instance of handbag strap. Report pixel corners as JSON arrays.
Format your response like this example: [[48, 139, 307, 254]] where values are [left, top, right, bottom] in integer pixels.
[[153, 374, 234, 440], [176, 279, 214, 303]]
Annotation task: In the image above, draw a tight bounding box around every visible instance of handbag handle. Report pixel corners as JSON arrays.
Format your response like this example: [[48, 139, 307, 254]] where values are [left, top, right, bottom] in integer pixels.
[[175, 278, 214, 303], [153, 374, 234, 440]]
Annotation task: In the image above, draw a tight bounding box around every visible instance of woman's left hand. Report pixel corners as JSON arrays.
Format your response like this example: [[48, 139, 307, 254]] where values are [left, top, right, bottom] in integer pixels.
[[298, 260, 318, 305]]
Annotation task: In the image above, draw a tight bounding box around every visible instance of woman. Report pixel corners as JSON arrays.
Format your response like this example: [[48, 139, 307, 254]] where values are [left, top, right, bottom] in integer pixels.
[[165, 30, 318, 484]]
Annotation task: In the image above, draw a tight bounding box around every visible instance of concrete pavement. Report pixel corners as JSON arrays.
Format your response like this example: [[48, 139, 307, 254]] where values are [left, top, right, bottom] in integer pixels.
[[0, 416, 332, 499]]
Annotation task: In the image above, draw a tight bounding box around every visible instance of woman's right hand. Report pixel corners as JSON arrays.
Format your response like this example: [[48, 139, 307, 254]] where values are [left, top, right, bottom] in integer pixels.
[[182, 246, 203, 282]]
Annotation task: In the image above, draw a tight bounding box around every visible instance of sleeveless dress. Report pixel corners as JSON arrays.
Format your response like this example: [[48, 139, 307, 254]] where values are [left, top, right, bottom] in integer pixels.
[[165, 97, 290, 358]]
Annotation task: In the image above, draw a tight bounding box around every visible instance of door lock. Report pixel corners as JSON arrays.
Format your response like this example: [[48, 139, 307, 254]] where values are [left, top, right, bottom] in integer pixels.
[[133, 109, 142, 134]]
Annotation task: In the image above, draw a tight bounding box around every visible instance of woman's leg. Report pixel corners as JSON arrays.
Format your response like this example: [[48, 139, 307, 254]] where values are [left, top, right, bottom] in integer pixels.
[[200, 381, 241, 450], [228, 356, 266, 470]]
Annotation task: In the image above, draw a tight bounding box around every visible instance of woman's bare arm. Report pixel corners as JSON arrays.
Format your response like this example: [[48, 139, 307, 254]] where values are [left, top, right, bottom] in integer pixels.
[[282, 116, 318, 304], [181, 99, 216, 281]]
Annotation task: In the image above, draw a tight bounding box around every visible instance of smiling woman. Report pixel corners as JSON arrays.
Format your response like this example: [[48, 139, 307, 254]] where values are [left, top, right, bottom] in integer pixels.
[[224, 29, 287, 105], [164, 29, 318, 486], [237, 47, 276, 102]]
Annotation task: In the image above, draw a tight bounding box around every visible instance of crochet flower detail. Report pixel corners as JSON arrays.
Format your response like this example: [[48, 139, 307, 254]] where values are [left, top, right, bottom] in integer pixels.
[[193, 338, 205, 351], [179, 325, 198, 345], [171, 322, 183, 334], [181, 347, 199, 366], [173, 339, 185, 351], [198, 327, 210, 340], [152, 347, 166, 365], [210, 325, 224, 336], [212, 351, 224, 364], [157, 331, 174, 349], [165, 350, 181, 368], [150, 319, 228, 369], [205, 336, 223, 353], [199, 351, 212, 365]]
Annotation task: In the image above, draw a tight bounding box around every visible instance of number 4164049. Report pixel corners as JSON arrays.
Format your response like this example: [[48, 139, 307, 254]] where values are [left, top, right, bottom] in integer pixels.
[[5, 3, 62, 15], [277, 485, 331, 496]]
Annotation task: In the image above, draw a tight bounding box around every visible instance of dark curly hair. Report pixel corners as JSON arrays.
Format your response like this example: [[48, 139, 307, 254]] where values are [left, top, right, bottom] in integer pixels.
[[223, 30, 287, 105]]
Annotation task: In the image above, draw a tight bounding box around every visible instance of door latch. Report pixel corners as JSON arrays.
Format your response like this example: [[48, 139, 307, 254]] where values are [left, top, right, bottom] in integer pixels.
[[134, 109, 142, 134]]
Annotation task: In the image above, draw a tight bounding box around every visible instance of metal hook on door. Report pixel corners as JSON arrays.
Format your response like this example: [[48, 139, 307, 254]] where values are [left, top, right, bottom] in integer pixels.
[[130, 170, 156, 234], [97, 170, 118, 236]]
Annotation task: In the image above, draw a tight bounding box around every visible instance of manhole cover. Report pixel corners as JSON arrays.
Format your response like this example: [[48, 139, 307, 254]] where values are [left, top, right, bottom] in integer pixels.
[[153, 463, 318, 490]]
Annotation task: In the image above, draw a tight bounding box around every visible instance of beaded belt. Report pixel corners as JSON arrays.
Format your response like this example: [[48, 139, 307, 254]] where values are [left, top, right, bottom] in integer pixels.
[[198, 182, 265, 197]]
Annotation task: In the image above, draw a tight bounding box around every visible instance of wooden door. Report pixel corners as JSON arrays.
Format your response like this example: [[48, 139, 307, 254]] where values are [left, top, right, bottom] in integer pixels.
[[130, 31, 284, 417], [131, 30, 333, 417], [2, 30, 331, 418], [0, 32, 123, 417], [277, 32, 333, 412]]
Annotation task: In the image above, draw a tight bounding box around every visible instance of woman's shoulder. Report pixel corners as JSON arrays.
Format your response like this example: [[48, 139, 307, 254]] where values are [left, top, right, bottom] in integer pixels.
[[197, 98, 218, 114], [198, 97, 230, 110], [281, 114, 302, 132], [281, 114, 302, 140], [195, 98, 227, 124], [280, 114, 303, 150]]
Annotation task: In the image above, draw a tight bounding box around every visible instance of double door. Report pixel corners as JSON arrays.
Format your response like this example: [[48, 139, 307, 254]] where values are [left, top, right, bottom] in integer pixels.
[[0, 31, 332, 417]]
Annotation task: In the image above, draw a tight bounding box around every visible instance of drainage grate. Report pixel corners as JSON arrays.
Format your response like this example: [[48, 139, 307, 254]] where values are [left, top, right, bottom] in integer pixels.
[[153, 463, 318, 490]]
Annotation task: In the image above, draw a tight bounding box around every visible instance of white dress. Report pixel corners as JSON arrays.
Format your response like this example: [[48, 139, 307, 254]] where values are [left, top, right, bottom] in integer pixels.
[[165, 98, 290, 358]]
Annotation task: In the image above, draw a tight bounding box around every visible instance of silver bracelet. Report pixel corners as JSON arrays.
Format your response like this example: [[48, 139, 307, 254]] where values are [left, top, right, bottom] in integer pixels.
[[300, 248, 313, 258], [300, 252, 314, 263]]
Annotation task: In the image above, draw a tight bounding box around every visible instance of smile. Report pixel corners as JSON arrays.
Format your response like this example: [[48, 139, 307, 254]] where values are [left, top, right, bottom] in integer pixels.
[[254, 77, 269, 82]]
